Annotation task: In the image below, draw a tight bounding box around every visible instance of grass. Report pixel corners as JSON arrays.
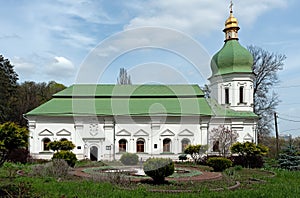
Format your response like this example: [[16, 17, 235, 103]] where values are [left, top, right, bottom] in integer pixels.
[[0, 162, 300, 197]]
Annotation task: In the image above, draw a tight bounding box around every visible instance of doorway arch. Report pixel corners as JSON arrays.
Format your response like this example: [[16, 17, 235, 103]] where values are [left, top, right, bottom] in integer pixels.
[[90, 146, 98, 161]]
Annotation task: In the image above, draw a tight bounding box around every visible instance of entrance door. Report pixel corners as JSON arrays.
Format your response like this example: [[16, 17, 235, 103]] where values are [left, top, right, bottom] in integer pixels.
[[90, 146, 98, 161]]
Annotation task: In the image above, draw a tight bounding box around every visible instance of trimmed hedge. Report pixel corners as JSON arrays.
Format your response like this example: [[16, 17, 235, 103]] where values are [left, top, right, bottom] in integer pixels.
[[52, 150, 77, 167], [229, 155, 264, 168], [120, 153, 139, 165], [178, 154, 187, 161], [207, 157, 232, 172], [7, 148, 29, 164], [143, 158, 174, 183]]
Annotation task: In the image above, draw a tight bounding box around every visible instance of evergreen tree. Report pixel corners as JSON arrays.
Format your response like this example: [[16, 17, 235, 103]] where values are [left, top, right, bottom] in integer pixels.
[[0, 55, 18, 123], [0, 122, 28, 166], [278, 144, 300, 171]]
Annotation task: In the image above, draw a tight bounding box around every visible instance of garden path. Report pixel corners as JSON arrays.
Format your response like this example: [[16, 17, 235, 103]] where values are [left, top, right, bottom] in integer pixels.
[[69, 167, 222, 182]]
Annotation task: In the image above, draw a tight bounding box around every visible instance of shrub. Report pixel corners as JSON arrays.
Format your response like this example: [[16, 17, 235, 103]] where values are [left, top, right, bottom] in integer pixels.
[[230, 142, 268, 168], [52, 150, 77, 167], [278, 145, 300, 171], [31, 159, 69, 178], [178, 154, 187, 161], [48, 140, 75, 152], [143, 158, 174, 183], [120, 153, 139, 165], [0, 182, 36, 197], [60, 140, 76, 151], [278, 154, 300, 171], [234, 165, 243, 171], [207, 157, 232, 172], [7, 148, 30, 164], [27, 158, 49, 164], [229, 155, 264, 168], [0, 122, 29, 166], [184, 144, 207, 164], [2, 162, 24, 178]]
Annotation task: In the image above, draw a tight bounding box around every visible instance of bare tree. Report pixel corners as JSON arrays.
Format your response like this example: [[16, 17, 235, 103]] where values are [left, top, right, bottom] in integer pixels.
[[248, 46, 286, 141], [201, 84, 211, 98], [117, 68, 132, 85], [210, 125, 238, 157]]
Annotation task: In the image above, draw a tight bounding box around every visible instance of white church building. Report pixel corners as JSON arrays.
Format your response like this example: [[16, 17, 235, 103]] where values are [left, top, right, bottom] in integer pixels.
[[26, 8, 258, 161]]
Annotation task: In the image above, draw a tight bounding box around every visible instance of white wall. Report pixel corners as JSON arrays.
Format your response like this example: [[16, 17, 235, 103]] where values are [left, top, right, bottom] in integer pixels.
[[27, 114, 256, 161]]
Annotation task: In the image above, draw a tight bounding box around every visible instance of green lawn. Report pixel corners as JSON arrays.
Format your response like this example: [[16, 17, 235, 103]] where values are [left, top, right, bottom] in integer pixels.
[[1, 164, 299, 198]]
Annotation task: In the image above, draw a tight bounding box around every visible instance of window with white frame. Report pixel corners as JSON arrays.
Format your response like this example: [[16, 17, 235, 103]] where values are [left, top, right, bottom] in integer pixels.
[[163, 138, 171, 152], [119, 139, 127, 152], [42, 138, 51, 151], [181, 138, 191, 152], [136, 138, 145, 153]]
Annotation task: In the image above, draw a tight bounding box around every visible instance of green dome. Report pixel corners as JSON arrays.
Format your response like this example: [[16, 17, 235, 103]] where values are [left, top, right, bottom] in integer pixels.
[[211, 40, 253, 76]]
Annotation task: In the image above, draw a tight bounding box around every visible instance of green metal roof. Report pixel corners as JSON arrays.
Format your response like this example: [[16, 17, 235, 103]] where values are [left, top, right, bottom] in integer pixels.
[[54, 84, 204, 97], [211, 40, 253, 76], [26, 84, 257, 118], [26, 84, 212, 117], [207, 98, 258, 118], [26, 97, 212, 116]]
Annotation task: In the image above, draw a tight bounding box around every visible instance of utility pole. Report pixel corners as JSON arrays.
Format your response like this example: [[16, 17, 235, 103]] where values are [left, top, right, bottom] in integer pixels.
[[274, 112, 279, 158]]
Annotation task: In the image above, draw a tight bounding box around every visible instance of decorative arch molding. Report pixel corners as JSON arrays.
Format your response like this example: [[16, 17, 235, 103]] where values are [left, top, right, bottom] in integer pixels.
[[178, 129, 194, 136], [222, 82, 232, 88], [237, 82, 247, 86], [116, 129, 131, 136], [39, 129, 54, 136], [56, 129, 71, 136], [134, 129, 149, 137], [160, 129, 175, 136]]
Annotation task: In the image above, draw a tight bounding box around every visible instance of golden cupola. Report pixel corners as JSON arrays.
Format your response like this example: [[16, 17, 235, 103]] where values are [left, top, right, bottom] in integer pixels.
[[210, 1, 253, 76], [223, 2, 240, 41]]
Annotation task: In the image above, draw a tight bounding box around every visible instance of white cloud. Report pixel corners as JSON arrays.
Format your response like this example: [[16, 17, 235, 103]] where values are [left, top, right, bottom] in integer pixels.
[[125, 1, 226, 36], [0, 0, 293, 86], [77, 27, 211, 84], [124, 0, 287, 36], [236, 0, 287, 26], [129, 62, 206, 85], [47, 56, 75, 77], [67, 1, 119, 24], [11, 56, 36, 79]]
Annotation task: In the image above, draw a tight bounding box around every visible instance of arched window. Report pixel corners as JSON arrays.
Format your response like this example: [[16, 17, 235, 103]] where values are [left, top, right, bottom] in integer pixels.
[[163, 138, 171, 152], [239, 86, 244, 103], [225, 88, 229, 104], [181, 139, 190, 152], [136, 138, 145, 153], [119, 139, 127, 152], [213, 141, 220, 152], [43, 138, 51, 151]]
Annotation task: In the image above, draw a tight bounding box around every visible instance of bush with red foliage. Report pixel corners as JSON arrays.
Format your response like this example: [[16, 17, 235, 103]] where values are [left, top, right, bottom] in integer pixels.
[[7, 148, 30, 164]]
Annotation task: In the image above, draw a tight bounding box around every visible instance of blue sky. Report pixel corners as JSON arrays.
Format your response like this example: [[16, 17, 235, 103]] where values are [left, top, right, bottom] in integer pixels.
[[0, 0, 299, 137]]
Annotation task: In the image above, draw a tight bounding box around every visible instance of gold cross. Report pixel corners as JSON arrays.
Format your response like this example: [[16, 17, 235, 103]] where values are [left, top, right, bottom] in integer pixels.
[[230, 0, 233, 13]]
